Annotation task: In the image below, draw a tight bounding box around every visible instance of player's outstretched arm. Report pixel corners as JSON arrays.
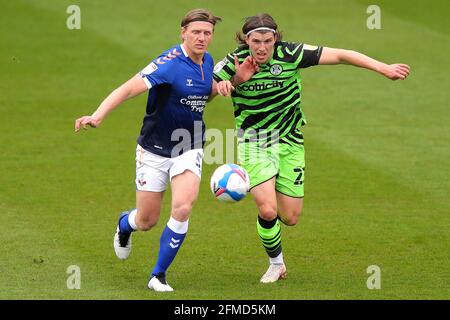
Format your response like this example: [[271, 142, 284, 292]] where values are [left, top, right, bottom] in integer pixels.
[[318, 47, 410, 80], [74, 74, 148, 132]]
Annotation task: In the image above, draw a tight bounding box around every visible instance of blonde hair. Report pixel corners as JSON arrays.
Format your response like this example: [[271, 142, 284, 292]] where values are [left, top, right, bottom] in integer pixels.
[[181, 9, 222, 29]]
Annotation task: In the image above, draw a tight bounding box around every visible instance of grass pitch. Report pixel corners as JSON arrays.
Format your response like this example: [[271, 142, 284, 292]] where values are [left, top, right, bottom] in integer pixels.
[[0, 0, 449, 299]]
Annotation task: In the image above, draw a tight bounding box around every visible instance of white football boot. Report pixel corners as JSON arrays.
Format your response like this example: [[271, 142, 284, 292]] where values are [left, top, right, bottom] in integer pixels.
[[148, 274, 174, 292], [113, 212, 132, 260], [260, 263, 287, 283]]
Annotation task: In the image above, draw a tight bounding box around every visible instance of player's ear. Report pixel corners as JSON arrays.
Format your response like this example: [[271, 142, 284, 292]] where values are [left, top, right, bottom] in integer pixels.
[[180, 27, 186, 42]]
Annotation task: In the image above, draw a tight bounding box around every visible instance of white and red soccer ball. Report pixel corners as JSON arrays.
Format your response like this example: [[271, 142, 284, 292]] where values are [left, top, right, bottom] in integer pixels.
[[210, 164, 250, 202]]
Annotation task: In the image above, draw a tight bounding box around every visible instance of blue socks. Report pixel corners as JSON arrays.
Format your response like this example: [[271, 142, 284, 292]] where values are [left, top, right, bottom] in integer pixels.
[[118, 209, 137, 234], [118, 211, 188, 277], [152, 217, 188, 277]]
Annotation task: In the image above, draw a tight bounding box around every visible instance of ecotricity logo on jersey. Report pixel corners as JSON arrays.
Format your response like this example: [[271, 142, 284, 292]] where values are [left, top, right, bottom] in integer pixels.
[[240, 80, 284, 91], [180, 95, 208, 112]]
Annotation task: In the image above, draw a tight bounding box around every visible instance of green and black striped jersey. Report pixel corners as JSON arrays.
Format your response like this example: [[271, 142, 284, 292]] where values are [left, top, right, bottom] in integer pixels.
[[213, 41, 322, 146]]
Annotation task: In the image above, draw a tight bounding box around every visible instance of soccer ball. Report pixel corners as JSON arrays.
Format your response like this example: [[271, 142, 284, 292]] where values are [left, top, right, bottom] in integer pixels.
[[210, 164, 250, 202]]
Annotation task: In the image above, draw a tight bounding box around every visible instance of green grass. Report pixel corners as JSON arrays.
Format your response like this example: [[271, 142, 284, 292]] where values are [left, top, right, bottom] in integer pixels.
[[0, 0, 449, 299]]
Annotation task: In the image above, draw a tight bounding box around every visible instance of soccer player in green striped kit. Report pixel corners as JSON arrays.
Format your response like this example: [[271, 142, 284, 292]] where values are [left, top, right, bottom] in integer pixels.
[[213, 13, 410, 283]]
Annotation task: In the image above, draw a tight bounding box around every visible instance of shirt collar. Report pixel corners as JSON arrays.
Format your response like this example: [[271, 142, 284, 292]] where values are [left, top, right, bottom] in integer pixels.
[[180, 44, 189, 57]]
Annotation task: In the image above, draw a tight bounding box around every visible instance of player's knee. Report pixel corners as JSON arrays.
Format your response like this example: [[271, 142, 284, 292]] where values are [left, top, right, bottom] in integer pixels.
[[259, 205, 278, 221], [136, 212, 159, 231], [279, 208, 302, 226], [171, 203, 193, 220], [283, 215, 299, 226]]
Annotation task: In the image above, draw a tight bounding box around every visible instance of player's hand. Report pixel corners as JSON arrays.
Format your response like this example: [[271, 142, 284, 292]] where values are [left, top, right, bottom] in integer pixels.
[[233, 55, 259, 85], [382, 63, 410, 80], [217, 80, 235, 97], [74, 115, 102, 132]]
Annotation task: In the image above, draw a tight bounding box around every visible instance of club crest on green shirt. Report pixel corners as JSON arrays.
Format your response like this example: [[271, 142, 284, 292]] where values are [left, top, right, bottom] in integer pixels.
[[270, 64, 283, 76]]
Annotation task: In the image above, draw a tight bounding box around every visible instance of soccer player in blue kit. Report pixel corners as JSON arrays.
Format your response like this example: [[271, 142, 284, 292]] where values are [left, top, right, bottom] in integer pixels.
[[75, 9, 222, 292]]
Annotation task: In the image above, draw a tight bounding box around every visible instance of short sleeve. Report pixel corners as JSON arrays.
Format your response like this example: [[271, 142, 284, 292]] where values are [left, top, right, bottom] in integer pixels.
[[298, 44, 323, 69], [213, 54, 236, 82], [139, 54, 176, 89]]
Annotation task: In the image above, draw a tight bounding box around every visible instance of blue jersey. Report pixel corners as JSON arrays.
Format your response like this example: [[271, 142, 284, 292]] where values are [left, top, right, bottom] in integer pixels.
[[138, 44, 213, 157]]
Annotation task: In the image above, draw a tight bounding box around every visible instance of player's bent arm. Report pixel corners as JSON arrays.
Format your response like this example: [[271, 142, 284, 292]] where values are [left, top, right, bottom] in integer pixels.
[[318, 47, 410, 81], [75, 74, 148, 132], [209, 56, 258, 101], [214, 80, 235, 98], [208, 80, 219, 101], [232, 55, 259, 86]]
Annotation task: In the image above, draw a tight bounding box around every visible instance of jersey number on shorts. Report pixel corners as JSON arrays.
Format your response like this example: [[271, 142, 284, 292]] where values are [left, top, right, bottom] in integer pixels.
[[293, 167, 304, 186]]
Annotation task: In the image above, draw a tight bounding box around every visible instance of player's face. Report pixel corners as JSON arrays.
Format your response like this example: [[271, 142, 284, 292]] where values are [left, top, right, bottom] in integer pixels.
[[182, 21, 214, 57], [246, 32, 276, 65]]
